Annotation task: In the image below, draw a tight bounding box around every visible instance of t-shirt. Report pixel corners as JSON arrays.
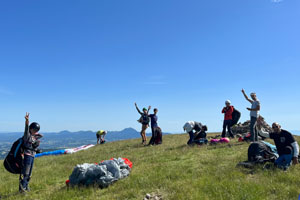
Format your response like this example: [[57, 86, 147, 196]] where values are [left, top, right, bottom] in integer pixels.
[[222, 106, 234, 120], [270, 130, 295, 156], [149, 114, 158, 128], [250, 100, 260, 118], [193, 122, 202, 132], [97, 130, 106, 136]]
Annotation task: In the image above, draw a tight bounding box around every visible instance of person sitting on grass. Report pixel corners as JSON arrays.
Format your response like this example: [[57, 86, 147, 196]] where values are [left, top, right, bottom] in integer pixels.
[[183, 121, 205, 145], [194, 125, 208, 145], [135, 102, 151, 145], [259, 122, 299, 170], [96, 130, 107, 144]]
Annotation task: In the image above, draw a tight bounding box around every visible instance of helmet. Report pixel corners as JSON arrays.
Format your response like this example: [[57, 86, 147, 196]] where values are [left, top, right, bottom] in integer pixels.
[[29, 122, 40, 132], [143, 108, 147, 111], [225, 100, 231, 104]]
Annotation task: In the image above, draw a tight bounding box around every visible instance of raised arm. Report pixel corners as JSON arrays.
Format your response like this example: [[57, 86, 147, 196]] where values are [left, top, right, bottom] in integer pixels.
[[24, 112, 30, 138], [147, 106, 151, 114], [135, 103, 142, 114], [241, 89, 253, 104]]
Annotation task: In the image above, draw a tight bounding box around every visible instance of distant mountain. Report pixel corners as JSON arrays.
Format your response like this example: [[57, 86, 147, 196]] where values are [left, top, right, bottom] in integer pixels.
[[0, 128, 169, 159]]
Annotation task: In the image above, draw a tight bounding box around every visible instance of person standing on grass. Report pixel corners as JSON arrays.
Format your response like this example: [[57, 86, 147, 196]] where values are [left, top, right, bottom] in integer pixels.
[[20, 113, 43, 193], [135, 103, 151, 145], [241, 89, 260, 142], [148, 108, 159, 145], [222, 100, 234, 138]]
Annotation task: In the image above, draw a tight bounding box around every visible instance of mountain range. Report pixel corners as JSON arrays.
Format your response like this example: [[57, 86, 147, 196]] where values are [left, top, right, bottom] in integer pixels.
[[0, 128, 169, 159]]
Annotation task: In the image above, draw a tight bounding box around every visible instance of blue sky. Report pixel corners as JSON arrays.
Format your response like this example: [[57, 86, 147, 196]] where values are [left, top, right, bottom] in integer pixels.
[[0, 0, 299, 133]]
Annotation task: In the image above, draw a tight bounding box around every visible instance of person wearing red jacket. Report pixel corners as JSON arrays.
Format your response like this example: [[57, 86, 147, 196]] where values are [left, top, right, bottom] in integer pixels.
[[222, 100, 234, 138]]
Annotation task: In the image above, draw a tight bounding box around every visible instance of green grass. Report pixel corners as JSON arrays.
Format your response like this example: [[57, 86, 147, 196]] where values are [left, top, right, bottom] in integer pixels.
[[1, 134, 300, 200]]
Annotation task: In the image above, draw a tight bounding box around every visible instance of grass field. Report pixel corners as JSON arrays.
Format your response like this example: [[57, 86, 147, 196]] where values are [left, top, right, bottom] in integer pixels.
[[0, 133, 300, 200]]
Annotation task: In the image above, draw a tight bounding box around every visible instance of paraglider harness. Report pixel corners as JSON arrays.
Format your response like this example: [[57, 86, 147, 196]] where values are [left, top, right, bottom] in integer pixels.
[[3, 138, 41, 174], [231, 108, 241, 127], [237, 141, 279, 169]]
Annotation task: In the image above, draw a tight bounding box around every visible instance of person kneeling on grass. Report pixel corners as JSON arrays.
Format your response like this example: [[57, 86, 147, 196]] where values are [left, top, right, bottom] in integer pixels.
[[96, 130, 107, 144], [183, 121, 206, 145], [194, 125, 208, 145], [259, 122, 299, 170]]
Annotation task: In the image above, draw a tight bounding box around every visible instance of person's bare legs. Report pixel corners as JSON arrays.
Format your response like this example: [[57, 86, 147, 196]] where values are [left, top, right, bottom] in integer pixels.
[[141, 125, 148, 144]]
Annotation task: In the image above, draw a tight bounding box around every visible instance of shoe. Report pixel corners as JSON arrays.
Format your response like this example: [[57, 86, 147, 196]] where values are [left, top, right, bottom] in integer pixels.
[[19, 184, 27, 194]]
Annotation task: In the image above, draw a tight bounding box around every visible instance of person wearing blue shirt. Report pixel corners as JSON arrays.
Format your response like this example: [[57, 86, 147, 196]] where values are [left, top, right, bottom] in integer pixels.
[[148, 108, 158, 145]]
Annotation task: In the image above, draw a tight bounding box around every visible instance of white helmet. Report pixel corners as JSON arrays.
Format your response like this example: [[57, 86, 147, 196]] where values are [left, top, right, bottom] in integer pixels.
[[225, 100, 231, 104]]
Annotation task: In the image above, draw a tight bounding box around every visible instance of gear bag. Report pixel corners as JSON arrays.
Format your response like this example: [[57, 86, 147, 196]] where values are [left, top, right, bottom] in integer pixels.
[[3, 138, 24, 174], [248, 141, 278, 164], [231, 108, 241, 127]]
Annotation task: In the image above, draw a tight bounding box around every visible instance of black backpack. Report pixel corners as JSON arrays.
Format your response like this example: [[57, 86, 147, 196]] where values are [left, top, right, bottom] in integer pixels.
[[3, 138, 24, 174], [154, 127, 162, 145], [248, 141, 278, 164], [231, 108, 241, 127], [140, 114, 150, 125]]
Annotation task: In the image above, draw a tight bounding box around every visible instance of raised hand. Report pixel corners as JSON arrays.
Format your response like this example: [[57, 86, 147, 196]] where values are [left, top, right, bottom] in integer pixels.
[[25, 112, 30, 121], [241, 89, 245, 94], [25, 112, 30, 125]]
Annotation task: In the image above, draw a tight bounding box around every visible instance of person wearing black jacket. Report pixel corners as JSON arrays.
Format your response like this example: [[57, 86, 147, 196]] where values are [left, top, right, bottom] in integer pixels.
[[19, 113, 43, 193]]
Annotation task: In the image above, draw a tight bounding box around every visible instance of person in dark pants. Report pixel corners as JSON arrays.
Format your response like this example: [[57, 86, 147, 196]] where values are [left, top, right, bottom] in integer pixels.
[[20, 113, 43, 193], [148, 108, 159, 145], [183, 121, 203, 145], [222, 100, 234, 138], [242, 89, 260, 142]]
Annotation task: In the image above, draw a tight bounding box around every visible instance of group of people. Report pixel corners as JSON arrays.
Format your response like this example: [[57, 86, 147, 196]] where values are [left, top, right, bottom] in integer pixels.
[[134, 103, 161, 145], [7, 89, 299, 194], [181, 89, 299, 170]]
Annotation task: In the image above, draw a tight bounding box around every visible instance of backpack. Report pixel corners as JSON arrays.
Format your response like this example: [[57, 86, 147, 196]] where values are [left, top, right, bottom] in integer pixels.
[[138, 114, 149, 125], [231, 108, 241, 127], [248, 141, 278, 164], [3, 138, 24, 174], [154, 127, 162, 145]]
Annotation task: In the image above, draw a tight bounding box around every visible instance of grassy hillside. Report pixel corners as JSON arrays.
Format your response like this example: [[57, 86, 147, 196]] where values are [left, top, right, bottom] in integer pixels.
[[1, 134, 300, 200]]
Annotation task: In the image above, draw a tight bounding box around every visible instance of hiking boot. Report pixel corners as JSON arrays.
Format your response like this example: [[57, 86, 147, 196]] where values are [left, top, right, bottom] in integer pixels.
[[19, 185, 27, 194], [25, 186, 30, 192]]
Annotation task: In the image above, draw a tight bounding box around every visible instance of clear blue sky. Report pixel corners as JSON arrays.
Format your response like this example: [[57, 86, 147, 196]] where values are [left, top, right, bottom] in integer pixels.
[[0, 0, 299, 133]]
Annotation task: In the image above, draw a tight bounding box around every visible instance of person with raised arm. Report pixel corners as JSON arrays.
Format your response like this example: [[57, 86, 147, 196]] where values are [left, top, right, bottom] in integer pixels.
[[135, 103, 151, 145], [241, 89, 260, 142], [20, 113, 43, 193]]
